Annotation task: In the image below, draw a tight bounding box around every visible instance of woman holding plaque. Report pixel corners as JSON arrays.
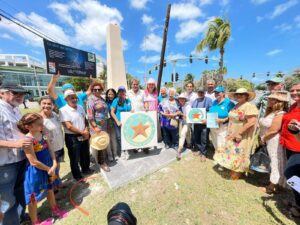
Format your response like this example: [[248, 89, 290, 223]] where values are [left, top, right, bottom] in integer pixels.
[[87, 82, 110, 172], [214, 88, 258, 180], [208, 87, 235, 158]]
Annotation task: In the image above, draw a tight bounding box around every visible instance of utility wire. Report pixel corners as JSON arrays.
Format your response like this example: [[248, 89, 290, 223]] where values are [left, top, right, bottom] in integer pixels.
[[0, 8, 59, 43]]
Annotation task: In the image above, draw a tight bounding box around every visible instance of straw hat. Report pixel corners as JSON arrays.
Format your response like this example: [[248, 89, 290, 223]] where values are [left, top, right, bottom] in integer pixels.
[[267, 91, 289, 102], [228, 88, 256, 101], [177, 93, 188, 100], [90, 131, 110, 151]]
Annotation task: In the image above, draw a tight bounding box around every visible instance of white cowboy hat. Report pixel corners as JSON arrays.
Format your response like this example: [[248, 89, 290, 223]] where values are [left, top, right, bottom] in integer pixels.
[[227, 88, 256, 102], [177, 93, 188, 100], [267, 91, 289, 102], [90, 131, 110, 151]]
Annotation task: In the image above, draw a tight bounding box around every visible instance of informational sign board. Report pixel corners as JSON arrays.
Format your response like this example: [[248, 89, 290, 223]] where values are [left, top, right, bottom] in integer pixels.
[[186, 108, 206, 124], [43, 39, 96, 77], [121, 112, 158, 150], [207, 112, 219, 128]]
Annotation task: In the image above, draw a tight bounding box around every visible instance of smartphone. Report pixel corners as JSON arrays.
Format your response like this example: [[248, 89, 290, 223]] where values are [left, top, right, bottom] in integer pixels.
[[287, 176, 300, 193]]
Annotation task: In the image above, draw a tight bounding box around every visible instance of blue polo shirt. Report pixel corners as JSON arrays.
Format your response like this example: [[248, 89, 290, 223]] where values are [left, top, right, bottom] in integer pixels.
[[111, 97, 132, 121], [209, 97, 235, 119], [55, 92, 87, 109]]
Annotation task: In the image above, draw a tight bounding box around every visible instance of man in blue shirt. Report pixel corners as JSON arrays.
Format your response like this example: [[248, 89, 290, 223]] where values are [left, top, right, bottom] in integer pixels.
[[47, 72, 92, 109]]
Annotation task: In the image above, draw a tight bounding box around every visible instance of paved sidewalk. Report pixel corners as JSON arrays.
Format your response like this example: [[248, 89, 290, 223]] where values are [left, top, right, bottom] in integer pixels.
[[101, 142, 191, 189]]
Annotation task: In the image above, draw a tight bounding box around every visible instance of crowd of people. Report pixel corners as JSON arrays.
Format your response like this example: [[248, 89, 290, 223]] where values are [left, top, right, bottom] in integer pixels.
[[1, 72, 300, 224]]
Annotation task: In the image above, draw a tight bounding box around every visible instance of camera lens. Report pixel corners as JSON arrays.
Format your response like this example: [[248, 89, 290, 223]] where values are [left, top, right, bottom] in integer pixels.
[[107, 202, 137, 225]]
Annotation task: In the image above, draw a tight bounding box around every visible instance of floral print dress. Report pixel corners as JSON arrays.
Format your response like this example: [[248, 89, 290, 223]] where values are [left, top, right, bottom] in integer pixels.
[[214, 102, 258, 173]]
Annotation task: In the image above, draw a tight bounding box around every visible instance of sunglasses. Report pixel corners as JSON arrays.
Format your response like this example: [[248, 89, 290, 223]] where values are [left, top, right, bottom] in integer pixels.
[[10, 91, 25, 96], [93, 88, 102, 92], [267, 82, 277, 86], [235, 93, 245, 96]]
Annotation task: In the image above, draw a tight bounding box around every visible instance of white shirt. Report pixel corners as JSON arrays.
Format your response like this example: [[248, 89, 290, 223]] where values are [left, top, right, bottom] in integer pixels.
[[205, 91, 216, 101], [59, 104, 86, 134], [43, 112, 64, 152], [184, 92, 198, 106], [128, 89, 145, 112], [0, 100, 25, 166]]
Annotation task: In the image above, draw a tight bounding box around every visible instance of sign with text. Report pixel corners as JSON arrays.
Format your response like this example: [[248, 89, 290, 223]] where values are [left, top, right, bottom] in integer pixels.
[[43, 39, 96, 77], [121, 112, 158, 150], [186, 108, 206, 124]]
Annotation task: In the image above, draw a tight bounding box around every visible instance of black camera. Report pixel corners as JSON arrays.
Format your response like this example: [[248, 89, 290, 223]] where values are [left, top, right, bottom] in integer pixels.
[[107, 202, 137, 225], [288, 121, 300, 135]]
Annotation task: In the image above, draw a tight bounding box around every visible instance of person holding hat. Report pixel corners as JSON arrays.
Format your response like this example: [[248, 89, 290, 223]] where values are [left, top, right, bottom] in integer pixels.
[[87, 82, 110, 172], [0, 80, 31, 224], [59, 89, 92, 181], [47, 71, 93, 109], [259, 91, 289, 194], [111, 86, 132, 158], [256, 77, 284, 118], [214, 88, 258, 180], [176, 93, 192, 160], [191, 87, 212, 161], [208, 87, 235, 160]]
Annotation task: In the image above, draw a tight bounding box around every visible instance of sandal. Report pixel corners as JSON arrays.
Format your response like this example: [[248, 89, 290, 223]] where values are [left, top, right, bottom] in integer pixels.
[[230, 171, 242, 180], [263, 184, 277, 195]]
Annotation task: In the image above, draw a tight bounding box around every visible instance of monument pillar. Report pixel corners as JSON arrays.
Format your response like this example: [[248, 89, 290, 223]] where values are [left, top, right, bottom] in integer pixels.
[[106, 24, 127, 90]]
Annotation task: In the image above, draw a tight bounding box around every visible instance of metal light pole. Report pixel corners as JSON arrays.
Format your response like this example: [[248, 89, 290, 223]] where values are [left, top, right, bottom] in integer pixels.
[[172, 60, 176, 88], [33, 65, 42, 97]]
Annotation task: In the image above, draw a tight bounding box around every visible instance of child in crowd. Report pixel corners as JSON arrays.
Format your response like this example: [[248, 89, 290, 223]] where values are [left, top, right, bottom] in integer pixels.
[[18, 113, 68, 225], [39, 96, 65, 191], [177, 94, 191, 160]]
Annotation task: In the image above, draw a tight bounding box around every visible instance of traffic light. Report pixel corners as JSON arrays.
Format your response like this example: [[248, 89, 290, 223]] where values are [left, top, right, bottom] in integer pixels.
[[148, 70, 151, 75], [165, 82, 167, 85], [189, 54, 193, 63], [240, 75, 243, 80], [163, 61, 166, 67], [171, 73, 174, 82], [267, 71, 270, 77], [175, 73, 179, 81], [155, 65, 158, 70], [252, 73, 255, 78], [205, 56, 208, 64]]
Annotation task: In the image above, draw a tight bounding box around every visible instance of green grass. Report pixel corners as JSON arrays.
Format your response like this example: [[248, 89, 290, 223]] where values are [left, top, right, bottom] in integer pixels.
[[20, 107, 299, 225]]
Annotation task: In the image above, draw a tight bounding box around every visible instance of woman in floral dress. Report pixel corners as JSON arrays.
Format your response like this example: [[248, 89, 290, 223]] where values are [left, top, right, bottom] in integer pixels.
[[214, 88, 258, 180]]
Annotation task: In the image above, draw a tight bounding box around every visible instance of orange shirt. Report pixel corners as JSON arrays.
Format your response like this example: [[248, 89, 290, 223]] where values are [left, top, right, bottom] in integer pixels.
[[280, 103, 300, 152]]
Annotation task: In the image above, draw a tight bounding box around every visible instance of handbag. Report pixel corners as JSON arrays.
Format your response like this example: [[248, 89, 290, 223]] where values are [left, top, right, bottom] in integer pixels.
[[170, 118, 178, 128], [250, 145, 271, 173]]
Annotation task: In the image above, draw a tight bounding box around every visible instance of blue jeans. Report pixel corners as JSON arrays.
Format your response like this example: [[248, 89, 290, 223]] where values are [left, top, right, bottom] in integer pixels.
[[114, 124, 122, 157], [162, 127, 178, 147], [0, 160, 26, 225], [193, 124, 208, 155], [285, 149, 300, 207]]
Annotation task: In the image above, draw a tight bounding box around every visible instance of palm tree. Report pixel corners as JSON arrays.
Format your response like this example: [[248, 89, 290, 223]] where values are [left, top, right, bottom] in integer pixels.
[[196, 17, 231, 80], [184, 73, 195, 84]]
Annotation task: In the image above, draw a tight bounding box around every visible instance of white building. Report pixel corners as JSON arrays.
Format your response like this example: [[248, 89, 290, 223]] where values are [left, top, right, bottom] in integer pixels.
[[0, 54, 44, 69]]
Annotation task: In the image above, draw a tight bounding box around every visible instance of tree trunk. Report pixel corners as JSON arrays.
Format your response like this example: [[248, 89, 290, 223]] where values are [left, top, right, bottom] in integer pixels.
[[219, 47, 225, 85]]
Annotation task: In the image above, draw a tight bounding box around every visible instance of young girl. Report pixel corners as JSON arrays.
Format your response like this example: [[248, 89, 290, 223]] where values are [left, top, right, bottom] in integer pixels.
[[39, 96, 65, 190], [18, 113, 68, 225]]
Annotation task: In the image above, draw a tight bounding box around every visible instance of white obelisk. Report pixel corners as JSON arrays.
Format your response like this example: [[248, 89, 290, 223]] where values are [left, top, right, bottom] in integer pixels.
[[106, 24, 127, 90]]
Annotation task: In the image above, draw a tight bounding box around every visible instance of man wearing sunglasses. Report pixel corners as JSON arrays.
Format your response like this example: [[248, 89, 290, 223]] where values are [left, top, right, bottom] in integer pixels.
[[255, 77, 284, 118], [0, 81, 31, 224], [47, 71, 93, 110]]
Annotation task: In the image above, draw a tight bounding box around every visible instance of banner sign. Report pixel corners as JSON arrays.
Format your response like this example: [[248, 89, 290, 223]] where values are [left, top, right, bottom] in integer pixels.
[[43, 39, 96, 77], [207, 112, 219, 128], [186, 108, 206, 124], [121, 112, 158, 150]]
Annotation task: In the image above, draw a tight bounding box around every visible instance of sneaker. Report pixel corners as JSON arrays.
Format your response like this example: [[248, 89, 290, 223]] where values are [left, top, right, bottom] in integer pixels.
[[51, 206, 69, 219], [165, 145, 170, 149], [100, 163, 111, 172], [217, 165, 224, 171], [82, 169, 95, 175]]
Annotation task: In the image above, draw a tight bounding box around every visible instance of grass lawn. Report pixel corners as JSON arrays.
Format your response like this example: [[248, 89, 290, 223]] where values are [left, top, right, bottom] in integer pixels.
[[20, 107, 299, 225]]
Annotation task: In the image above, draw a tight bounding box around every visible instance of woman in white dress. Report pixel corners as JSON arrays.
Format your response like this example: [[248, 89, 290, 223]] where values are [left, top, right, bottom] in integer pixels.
[[259, 91, 289, 194]]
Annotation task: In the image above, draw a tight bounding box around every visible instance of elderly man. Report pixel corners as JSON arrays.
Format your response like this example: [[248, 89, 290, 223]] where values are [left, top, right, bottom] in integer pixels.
[[256, 77, 284, 118], [59, 90, 92, 181], [205, 79, 216, 101], [48, 71, 93, 109], [158, 87, 168, 104], [0, 81, 31, 225]]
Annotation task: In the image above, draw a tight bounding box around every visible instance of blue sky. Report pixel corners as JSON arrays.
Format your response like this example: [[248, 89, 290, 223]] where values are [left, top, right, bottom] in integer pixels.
[[0, 0, 299, 85]]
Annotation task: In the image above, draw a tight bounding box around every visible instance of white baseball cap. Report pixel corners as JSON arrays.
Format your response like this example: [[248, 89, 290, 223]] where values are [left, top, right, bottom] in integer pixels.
[[64, 89, 76, 99]]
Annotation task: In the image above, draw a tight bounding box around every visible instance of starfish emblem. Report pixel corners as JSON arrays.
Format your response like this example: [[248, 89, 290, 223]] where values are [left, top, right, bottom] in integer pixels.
[[193, 113, 200, 119], [131, 122, 149, 139]]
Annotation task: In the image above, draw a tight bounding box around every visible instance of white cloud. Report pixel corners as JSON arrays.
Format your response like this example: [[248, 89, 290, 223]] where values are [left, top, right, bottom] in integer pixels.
[[171, 3, 204, 20], [130, 0, 150, 9], [122, 39, 129, 51], [266, 49, 283, 56], [274, 23, 293, 32], [175, 19, 210, 43], [139, 55, 160, 64], [142, 14, 154, 25], [0, 33, 14, 40], [295, 15, 300, 28], [48, 2, 75, 26], [220, 0, 230, 6], [269, 0, 298, 19], [167, 53, 187, 61], [256, 16, 264, 22], [251, 0, 270, 5], [198, 0, 213, 5], [140, 33, 162, 52]]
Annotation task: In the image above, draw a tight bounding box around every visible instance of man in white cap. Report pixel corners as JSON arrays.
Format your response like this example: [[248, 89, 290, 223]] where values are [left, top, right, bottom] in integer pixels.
[[256, 77, 284, 118], [0, 81, 31, 224], [59, 90, 93, 181]]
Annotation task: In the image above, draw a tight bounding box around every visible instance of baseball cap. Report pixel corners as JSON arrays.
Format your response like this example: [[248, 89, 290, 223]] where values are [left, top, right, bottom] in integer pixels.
[[64, 89, 77, 99], [62, 83, 75, 92], [0, 80, 29, 94], [118, 86, 126, 92], [197, 87, 205, 92], [266, 77, 283, 84], [214, 86, 225, 93]]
